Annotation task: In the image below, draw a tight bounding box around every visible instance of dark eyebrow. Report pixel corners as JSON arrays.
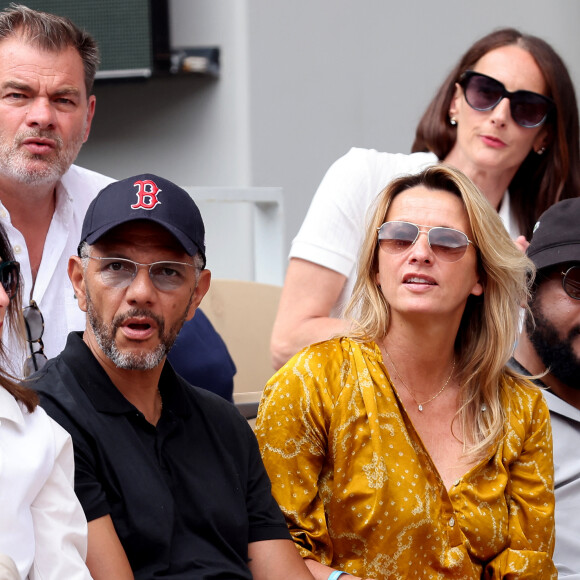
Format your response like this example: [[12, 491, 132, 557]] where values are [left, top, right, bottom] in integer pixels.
[[1, 80, 32, 92], [52, 86, 82, 98], [0, 80, 81, 98]]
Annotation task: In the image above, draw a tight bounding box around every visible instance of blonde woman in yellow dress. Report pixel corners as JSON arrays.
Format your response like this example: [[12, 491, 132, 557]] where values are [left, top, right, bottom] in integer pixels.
[[256, 165, 555, 580]]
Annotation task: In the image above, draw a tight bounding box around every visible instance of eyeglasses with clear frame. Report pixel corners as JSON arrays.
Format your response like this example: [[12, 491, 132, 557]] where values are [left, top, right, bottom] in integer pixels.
[[377, 221, 473, 262], [561, 266, 580, 300], [88, 256, 198, 292]]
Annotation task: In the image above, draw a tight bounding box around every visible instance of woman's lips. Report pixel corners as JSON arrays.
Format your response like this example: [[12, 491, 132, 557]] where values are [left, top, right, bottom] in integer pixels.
[[480, 134, 507, 148]]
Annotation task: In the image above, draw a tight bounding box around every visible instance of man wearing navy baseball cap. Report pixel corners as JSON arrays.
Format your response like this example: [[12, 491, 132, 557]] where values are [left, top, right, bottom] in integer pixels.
[[31, 174, 314, 580], [510, 197, 580, 577]]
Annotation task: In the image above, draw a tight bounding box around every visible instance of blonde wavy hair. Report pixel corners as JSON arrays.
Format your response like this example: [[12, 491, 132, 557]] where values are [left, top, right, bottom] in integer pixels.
[[345, 164, 535, 459]]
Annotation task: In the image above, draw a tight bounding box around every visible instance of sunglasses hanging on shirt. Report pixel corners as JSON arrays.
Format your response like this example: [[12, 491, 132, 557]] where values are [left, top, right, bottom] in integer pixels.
[[23, 300, 48, 377]]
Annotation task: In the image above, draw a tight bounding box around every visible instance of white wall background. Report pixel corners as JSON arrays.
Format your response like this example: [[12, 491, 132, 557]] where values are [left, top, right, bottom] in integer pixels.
[[75, 0, 580, 281]]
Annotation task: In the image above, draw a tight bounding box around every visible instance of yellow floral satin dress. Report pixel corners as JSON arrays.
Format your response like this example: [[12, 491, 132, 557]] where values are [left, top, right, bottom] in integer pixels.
[[255, 338, 556, 579]]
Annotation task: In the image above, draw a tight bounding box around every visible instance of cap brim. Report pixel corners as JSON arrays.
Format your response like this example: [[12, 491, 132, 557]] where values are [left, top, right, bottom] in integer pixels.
[[529, 243, 580, 271], [84, 217, 200, 257]]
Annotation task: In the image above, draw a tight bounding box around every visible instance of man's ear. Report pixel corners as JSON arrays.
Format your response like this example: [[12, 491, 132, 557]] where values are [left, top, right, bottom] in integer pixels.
[[68, 256, 88, 312], [185, 269, 211, 321], [82, 95, 96, 143]]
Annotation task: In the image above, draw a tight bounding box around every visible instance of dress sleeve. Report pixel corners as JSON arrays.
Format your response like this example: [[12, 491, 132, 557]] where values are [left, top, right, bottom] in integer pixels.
[[255, 347, 336, 564], [30, 413, 92, 580], [484, 388, 557, 579]]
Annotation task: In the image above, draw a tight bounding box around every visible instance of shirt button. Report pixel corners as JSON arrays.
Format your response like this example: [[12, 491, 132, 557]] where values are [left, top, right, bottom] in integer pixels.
[[0, 209, 6, 218], [13, 245, 21, 254], [454, 479, 460, 486], [449, 517, 455, 527]]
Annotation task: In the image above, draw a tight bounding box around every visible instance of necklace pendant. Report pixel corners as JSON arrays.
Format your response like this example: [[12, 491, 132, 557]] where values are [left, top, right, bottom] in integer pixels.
[[418, 404, 423, 412]]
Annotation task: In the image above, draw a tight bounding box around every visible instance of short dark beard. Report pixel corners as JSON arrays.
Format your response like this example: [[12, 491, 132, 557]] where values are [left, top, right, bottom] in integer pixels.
[[86, 288, 190, 371], [526, 297, 580, 390]]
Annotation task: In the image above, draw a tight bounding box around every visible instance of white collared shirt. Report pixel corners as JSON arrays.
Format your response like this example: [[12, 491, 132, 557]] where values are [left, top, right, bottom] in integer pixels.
[[0, 386, 91, 579], [0, 165, 114, 377]]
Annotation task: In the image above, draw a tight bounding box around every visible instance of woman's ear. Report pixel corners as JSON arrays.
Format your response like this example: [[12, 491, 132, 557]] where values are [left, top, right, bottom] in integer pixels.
[[533, 126, 551, 154], [448, 83, 462, 120]]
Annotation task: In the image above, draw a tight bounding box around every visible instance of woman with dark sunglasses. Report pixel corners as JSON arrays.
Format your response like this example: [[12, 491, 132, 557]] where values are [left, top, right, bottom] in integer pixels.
[[272, 27, 580, 370], [0, 224, 91, 578], [257, 165, 555, 579]]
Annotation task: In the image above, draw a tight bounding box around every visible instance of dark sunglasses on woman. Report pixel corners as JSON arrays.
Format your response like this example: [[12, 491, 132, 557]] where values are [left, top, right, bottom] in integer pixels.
[[458, 70, 554, 128], [0, 260, 20, 300]]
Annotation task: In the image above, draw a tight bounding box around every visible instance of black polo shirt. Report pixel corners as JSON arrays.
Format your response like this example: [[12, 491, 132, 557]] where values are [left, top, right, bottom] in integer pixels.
[[32, 332, 290, 580]]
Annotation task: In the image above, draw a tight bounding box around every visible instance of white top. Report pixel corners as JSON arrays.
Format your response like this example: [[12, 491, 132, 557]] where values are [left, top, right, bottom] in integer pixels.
[[0, 165, 114, 376], [544, 391, 580, 579], [290, 147, 520, 316], [0, 386, 92, 579]]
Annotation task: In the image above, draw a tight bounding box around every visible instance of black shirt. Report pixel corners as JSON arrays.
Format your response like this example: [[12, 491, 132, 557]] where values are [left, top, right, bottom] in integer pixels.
[[32, 332, 290, 579]]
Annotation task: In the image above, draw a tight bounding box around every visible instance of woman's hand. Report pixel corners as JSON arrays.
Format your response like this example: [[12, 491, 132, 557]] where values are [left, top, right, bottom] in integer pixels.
[[513, 235, 530, 253]]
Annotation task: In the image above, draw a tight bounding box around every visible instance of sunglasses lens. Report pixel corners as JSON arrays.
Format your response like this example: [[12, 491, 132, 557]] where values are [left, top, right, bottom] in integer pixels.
[[563, 267, 580, 299], [378, 222, 418, 253], [510, 94, 550, 128], [464, 74, 503, 110], [1, 262, 19, 299], [23, 351, 48, 377], [24, 303, 44, 342], [429, 228, 470, 262]]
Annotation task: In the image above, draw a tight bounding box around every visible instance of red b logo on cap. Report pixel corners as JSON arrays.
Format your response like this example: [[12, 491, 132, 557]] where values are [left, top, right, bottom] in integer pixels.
[[131, 180, 161, 210]]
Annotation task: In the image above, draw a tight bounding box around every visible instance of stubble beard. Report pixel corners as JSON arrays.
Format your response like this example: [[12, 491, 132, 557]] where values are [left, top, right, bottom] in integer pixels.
[[0, 126, 86, 187], [86, 291, 189, 371]]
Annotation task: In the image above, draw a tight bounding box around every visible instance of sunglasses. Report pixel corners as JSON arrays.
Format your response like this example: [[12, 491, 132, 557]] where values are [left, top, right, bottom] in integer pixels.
[[88, 256, 198, 292], [458, 70, 554, 128], [562, 266, 580, 300], [378, 221, 473, 262], [23, 300, 47, 377], [0, 261, 20, 300]]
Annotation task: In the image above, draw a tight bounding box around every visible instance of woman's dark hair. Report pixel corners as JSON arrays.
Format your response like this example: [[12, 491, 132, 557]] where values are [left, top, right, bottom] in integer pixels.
[[412, 28, 580, 240], [0, 224, 38, 412]]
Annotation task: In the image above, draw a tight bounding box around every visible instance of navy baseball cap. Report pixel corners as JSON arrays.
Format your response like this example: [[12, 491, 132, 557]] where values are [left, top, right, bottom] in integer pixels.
[[80, 174, 206, 266], [527, 198, 580, 271]]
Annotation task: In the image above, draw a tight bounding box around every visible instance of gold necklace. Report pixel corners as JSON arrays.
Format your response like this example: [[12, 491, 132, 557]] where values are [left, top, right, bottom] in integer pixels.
[[384, 350, 456, 412]]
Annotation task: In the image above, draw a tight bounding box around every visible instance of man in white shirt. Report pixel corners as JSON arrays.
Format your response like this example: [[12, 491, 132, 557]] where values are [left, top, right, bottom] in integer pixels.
[[0, 5, 113, 376], [511, 198, 580, 579]]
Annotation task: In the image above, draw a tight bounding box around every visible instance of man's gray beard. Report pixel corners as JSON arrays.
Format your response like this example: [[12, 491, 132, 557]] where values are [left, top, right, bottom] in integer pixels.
[[86, 299, 184, 372], [0, 128, 85, 187]]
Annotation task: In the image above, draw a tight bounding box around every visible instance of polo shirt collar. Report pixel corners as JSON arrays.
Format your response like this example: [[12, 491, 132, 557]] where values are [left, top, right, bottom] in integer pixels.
[[61, 332, 191, 418]]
